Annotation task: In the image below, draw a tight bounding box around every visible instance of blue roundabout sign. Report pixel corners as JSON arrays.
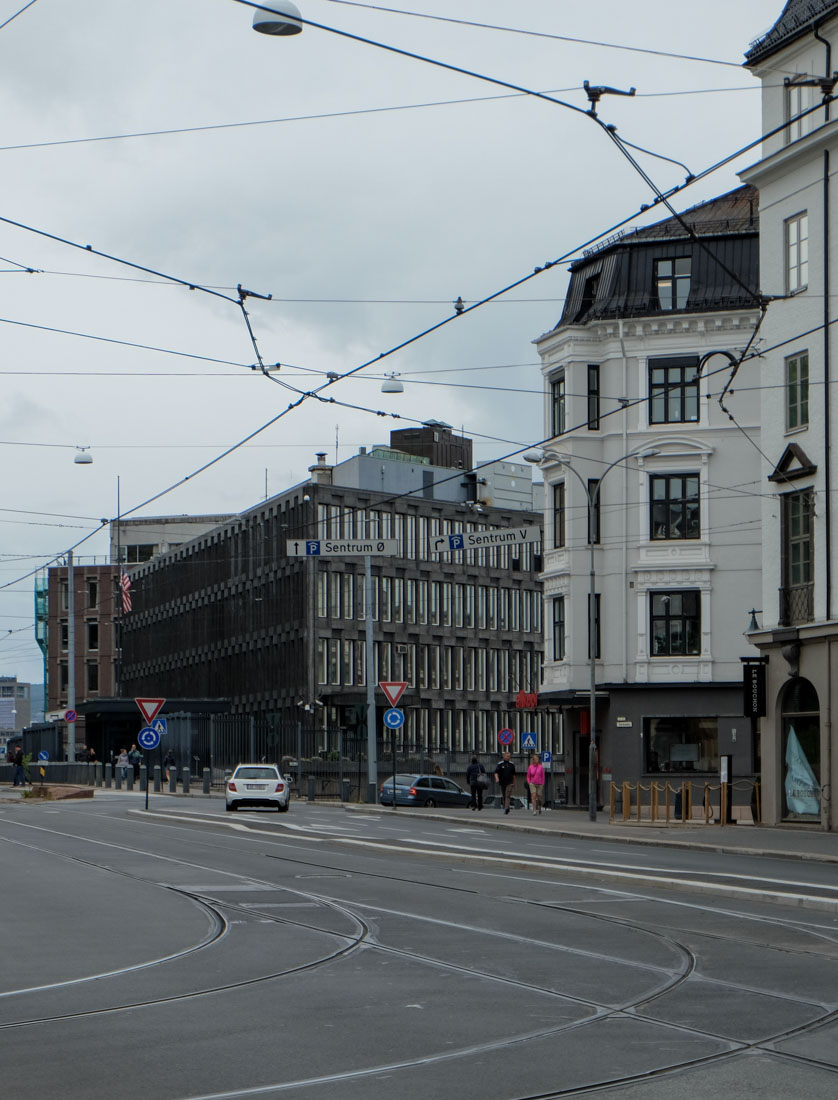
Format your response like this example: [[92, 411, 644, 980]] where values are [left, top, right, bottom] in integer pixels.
[[138, 726, 160, 751]]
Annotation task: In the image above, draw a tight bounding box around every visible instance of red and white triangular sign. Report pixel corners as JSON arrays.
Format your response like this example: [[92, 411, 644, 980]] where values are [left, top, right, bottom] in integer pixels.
[[135, 697, 165, 724], [379, 681, 408, 707]]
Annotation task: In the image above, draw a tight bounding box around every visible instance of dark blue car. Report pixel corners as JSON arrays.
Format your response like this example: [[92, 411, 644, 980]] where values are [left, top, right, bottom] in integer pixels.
[[379, 773, 471, 808]]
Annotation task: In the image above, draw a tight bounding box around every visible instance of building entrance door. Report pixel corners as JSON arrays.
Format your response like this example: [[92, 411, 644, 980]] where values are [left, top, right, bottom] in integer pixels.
[[574, 732, 591, 807]]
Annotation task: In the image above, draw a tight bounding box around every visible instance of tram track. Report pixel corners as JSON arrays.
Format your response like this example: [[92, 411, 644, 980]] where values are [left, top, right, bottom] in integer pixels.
[[2, 808, 838, 1098]]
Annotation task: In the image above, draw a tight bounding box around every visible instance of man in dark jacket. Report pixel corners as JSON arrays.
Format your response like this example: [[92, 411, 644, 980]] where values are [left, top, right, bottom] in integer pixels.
[[494, 751, 516, 814], [12, 745, 25, 787]]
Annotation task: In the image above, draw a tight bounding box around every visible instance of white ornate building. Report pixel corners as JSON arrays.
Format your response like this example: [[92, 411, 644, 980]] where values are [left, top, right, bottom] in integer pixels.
[[534, 187, 763, 806]]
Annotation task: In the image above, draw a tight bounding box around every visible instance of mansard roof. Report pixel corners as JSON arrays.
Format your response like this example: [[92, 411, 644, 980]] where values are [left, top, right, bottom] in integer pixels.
[[745, 1, 838, 67], [554, 186, 759, 329]]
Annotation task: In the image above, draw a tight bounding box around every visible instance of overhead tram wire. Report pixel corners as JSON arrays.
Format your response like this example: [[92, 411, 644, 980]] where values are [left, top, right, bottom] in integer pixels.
[[316, 0, 753, 70], [0, 0, 40, 33]]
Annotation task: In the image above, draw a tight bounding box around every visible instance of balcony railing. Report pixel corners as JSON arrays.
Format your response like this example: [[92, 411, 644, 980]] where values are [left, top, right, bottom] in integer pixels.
[[779, 583, 814, 626]]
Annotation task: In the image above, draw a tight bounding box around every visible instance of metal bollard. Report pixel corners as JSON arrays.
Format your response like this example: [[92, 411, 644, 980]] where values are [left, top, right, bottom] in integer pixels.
[[114, 768, 122, 791], [96, 763, 103, 788], [126, 769, 134, 792], [182, 768, 190, 795], [307, 775, 316, 802], [105, 763, 113, 789], [153, 765, 162, 792], [341, 779, 351, 802], [202, 767, 211, 795], [168, 769, 177, 794], [139, 765, 147, 792]]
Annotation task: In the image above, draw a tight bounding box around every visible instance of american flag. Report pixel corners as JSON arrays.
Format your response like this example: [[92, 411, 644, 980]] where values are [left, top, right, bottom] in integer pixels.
[[120, 568, 132, 614]]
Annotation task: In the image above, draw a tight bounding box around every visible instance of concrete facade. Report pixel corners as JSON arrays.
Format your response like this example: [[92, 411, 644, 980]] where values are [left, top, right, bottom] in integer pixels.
[[741, 1, 838, 828]]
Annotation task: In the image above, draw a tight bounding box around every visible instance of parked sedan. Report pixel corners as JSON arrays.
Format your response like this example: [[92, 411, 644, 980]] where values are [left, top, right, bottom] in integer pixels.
[[379, 773, 471, 808], [226, 764, 290, 812]]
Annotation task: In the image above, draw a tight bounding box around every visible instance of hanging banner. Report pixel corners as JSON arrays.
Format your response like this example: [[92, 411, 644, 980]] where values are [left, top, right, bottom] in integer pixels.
[[743, 662, 766, 717]]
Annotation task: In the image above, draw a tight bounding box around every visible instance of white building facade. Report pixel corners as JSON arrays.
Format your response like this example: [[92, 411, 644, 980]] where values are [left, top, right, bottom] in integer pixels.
[[741, 0, 838, 828], [534, 188, 763, 806]]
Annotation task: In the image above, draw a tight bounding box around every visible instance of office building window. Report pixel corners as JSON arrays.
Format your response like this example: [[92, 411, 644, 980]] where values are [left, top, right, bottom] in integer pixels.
[[649, 356, 700, 424], [651, 474, 700, 540], [650, 590, 701, 656], [786, 352, 809, 430], [587, 593, 601, 659], [86, 621, 99, 651], [785, 80, 811, 144], [550, 372, 566, 437], [587, 364, 600, 430], [86, 580, 98, 609], [587, 480, 600, 545], [787, 212, 809, 293], [553, 483, 565, 549], [655, 257, 691, 310], [552, 596, 565, 661], [86, 662, 99, 692], [781, 489, 814, 625]]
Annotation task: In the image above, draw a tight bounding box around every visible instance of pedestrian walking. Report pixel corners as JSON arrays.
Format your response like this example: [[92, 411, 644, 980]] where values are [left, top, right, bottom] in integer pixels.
[[526, 754, 545, 815], [163, 749, 176, 783], [128, 743, 142, 779], [12, 745, 25, 787], [493, 751, 516, 814], [465, 755, 487, 811], [116, 748, 129, 781]]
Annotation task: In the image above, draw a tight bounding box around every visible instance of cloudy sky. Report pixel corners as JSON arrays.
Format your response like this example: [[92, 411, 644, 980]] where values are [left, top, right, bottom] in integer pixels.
[[0, 0, 785, 683]]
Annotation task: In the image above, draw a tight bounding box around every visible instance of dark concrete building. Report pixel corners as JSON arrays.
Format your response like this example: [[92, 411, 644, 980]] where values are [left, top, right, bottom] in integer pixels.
[[118, 435, 552, 759]]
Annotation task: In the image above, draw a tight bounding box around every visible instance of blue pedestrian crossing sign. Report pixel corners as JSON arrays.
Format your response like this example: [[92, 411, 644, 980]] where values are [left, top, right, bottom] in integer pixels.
[[521, 732, 537, 751], [383, 708, 405, 729], [138, 726, 160, 750], [152, 718, 167, 736]]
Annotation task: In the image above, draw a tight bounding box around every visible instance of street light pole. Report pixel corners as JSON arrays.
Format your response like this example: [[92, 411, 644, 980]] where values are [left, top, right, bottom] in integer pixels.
[[526, 447, 659, 821]]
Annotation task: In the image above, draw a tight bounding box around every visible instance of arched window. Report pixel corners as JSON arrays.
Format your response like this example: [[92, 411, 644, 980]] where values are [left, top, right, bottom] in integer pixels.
[[781, 678, 820, 821]]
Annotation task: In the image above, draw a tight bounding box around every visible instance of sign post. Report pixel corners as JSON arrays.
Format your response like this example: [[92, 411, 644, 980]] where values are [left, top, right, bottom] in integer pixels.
[[138, 725, 161, 810]]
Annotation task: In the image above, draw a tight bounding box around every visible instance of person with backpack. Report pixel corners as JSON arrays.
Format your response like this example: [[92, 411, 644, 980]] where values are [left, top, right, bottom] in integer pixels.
[[494, 751, 516, 814], [465, 756, 487, 811]]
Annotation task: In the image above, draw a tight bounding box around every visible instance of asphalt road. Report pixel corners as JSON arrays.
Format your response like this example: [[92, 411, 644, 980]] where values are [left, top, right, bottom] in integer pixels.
[[2, 794, 838, 1099]]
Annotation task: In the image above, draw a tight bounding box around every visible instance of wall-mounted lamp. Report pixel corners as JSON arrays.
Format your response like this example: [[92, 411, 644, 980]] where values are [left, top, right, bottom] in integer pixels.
[[747, 609, 763, 633]]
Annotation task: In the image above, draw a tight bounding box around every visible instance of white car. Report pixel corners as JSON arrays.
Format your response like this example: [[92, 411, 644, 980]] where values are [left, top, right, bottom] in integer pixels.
[[225, 764, 290, 812]]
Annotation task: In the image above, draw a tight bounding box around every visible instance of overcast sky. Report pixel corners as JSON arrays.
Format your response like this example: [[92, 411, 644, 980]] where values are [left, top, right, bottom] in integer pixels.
[[0, 0, 785, 684]]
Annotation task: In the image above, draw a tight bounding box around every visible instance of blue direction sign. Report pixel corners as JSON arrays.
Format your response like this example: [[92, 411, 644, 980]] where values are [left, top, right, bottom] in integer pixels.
[[498, 727, 514, 745], [541, 750, 552, 765], [38, 750, 49, 761], [383, 708, 405, 730], [138, 726, 160, 751], [152, 718, 167, 736], [521, 732, 537, 751]]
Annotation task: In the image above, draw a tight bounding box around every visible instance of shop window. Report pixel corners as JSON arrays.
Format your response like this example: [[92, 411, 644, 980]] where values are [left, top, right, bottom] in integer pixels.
[[782, 677, 820, 821], [644, 716, 718, 773]]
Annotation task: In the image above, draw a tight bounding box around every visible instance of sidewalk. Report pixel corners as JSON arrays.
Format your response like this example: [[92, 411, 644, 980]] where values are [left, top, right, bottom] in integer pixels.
[[343, 801, 838, 864]]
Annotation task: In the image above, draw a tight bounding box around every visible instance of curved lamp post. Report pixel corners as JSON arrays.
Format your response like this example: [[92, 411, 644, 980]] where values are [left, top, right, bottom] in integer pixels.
[[526, 447, 660, 821]]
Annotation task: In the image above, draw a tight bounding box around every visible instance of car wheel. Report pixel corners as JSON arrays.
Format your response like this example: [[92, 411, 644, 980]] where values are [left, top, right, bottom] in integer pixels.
[[425, 797, 436, 808], [226, 802, 236, 812], [278, 801, 289, 812]]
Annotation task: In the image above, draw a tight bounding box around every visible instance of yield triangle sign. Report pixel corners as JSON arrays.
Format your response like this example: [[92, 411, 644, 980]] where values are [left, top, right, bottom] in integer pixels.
[[136, 697, 165, 724], [379, 681, 408, 707]]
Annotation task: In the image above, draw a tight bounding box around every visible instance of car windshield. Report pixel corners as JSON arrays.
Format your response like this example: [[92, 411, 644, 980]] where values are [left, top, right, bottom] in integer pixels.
[[235, 767, 277, 780]]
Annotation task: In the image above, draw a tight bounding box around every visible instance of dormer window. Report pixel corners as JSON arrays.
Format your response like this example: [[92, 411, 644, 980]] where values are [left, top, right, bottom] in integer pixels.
[[655, 258, 691, 310]]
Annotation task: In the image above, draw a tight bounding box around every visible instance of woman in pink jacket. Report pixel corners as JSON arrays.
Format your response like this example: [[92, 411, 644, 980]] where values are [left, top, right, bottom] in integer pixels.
[[526, 754, 545, 815]]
